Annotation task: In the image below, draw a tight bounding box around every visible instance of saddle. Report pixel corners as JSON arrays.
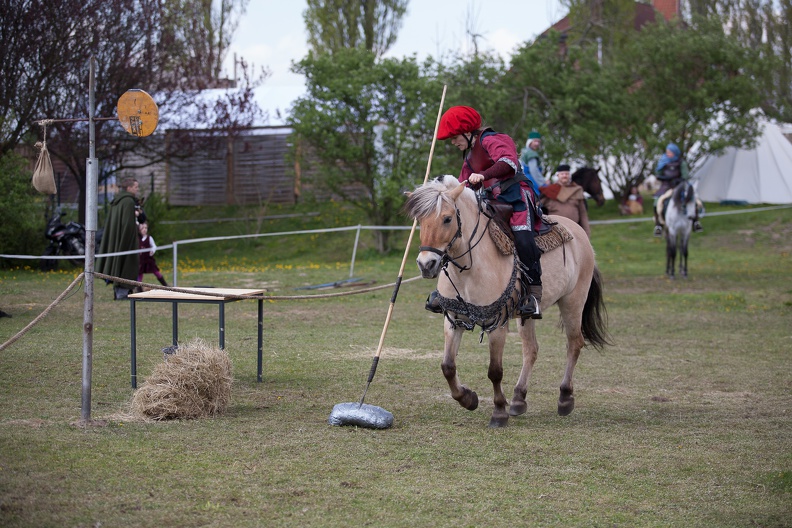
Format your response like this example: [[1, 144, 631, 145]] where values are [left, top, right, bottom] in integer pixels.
[[483, 199, 572, 255], [484, 201, 554, 238]]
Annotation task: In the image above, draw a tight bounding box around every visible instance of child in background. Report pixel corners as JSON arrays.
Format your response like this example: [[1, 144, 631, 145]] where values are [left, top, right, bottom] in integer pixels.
[[138, 221, 168, 287]]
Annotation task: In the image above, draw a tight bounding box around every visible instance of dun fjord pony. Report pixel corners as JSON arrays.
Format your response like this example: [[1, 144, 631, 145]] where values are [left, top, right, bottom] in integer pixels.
[[661, 180, 697, 278], [405, 175, 610, 427], [571, 167, 606, 206]]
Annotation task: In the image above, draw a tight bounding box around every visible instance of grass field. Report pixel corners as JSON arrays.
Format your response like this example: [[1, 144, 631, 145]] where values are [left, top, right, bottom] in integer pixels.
[[1, 200, 790, 527]]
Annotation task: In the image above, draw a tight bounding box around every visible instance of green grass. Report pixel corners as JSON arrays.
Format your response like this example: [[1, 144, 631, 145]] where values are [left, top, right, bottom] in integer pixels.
[[0, 201, 790, 527]]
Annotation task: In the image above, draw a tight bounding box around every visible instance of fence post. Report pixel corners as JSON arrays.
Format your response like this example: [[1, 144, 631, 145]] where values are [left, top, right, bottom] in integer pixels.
[[350, 224, 362, 278], [172, 241, 178, 286]]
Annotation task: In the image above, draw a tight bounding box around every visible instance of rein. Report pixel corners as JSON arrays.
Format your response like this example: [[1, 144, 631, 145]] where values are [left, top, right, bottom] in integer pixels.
[[418, 191, 489, 272]]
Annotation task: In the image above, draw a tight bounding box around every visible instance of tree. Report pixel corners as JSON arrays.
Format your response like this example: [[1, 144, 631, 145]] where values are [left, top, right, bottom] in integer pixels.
[[290, 48, 444, 252], [685, 0, 792, 122], [0, 0, 265, 223], [0, 151, 45, 263], [303, 0, 408, 57], [160, 0, 249, 86], [503, 14, 765, 199]]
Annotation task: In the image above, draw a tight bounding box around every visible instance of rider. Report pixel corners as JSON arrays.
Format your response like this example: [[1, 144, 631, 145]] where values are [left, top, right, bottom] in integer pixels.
[[425, 106, 543, 319], [653, 143, 704, 237], [519, 130, 548, 196]]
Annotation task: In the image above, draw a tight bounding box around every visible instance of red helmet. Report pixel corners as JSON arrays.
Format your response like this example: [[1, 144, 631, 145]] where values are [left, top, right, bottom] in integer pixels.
[[437, 106, 482, 140]]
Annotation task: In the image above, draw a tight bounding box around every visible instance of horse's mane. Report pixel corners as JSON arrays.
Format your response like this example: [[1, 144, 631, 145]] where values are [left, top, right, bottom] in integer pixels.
[[404, 175, 466, 220], [673, 181, 695, 206]]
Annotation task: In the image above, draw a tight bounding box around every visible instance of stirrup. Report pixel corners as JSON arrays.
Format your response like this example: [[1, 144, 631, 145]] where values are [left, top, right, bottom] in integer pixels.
[[425, 290, 443, 314], [518, 295, 542, 320], [653, 225, 663, 237], [693, 221, 703, 233]]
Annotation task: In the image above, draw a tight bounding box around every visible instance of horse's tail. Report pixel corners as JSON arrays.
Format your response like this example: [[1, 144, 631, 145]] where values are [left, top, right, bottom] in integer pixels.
[[581, 267, 613, 350]]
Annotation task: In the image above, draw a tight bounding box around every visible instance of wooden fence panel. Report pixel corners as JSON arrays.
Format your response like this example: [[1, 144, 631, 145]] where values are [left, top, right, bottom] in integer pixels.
[[167, 131, 298, 206]]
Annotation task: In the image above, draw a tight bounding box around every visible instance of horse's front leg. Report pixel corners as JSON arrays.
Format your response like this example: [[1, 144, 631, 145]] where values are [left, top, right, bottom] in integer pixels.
[[680, 236, 689, 278], [486, 327, 509, 428], [440, 321, 478, 411]]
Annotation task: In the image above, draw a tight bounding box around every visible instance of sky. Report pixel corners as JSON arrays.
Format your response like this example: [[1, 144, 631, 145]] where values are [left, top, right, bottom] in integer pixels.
[[222, 0, 566, 125]]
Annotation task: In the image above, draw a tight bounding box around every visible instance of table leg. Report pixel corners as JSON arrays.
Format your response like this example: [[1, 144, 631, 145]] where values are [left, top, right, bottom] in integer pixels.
[[219, 302, 225, 349], [172, 301, 178, 346], [130, 300, 137, 389], [257, 299, 263, 383]]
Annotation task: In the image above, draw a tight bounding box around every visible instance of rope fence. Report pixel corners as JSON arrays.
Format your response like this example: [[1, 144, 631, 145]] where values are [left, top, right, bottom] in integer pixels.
[[0, 270, 423, 352], [3, 205, 790, 352], [1, 224, 414, 285], [0, 272, 85, 352]]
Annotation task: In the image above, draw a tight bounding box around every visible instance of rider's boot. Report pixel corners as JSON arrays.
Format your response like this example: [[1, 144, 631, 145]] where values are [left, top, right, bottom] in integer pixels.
[[513, 230, 543, 319], [158, 276, 169, 287], [425, 290, 443, 313], [693, 200, 704, 232], [652, 211, 663, 237]]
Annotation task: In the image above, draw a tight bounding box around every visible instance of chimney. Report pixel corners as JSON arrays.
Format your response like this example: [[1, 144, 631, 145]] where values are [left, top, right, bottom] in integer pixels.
[[653, 0, 679, 21]]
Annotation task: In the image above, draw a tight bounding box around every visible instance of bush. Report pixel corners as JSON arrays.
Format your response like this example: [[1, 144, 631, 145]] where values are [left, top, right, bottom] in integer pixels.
[[0, 152, 47, 267]]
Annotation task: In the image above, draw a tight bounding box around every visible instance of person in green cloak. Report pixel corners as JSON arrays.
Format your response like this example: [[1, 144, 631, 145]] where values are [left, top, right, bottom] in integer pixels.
[[97, 177, 141, 300]]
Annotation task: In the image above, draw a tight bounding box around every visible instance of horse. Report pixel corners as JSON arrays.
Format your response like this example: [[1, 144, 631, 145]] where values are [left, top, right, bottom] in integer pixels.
[[571, 167, 606, 206], [404, 175, 611, 427], [661, 180, 697, 278]]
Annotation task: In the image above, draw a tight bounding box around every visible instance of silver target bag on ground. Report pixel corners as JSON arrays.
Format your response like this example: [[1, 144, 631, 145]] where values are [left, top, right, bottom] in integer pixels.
[[328, 402, 394, 429]]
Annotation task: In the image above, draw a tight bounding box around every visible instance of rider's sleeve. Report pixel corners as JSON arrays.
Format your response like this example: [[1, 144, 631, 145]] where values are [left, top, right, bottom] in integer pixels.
[[481, 161, 514, 180], [480, 134, 519, 180]]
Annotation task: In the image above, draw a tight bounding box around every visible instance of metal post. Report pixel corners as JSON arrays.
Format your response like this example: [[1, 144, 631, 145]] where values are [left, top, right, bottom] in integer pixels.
[[81, 56, 98, 422], [350, 224, 361, 278], [172, 242, 178, 286]]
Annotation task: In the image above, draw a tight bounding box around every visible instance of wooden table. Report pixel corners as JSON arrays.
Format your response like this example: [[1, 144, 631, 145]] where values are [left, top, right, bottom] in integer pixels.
[[128, 288, 266, 388]]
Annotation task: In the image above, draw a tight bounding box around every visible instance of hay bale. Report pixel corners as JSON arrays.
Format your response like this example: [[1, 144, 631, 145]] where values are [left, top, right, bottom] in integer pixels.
[[130, 338, 232, 420]]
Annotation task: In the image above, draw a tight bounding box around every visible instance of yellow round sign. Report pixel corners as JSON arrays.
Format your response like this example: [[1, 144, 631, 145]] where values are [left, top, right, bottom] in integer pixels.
[[117, 89, 159, 137]]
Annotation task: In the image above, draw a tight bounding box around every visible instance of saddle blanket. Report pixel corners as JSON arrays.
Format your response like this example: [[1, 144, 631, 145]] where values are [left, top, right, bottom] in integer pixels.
[[489, 216, 574, 255]]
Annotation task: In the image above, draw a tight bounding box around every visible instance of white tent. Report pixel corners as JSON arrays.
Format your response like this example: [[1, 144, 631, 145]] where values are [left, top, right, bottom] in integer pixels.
[[694, 120, 792, 204]]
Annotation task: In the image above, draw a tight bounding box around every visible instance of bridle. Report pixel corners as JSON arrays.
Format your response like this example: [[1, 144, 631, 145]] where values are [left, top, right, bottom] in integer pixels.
[[418, 189, 520, 336], [418, 190, 489, 272]]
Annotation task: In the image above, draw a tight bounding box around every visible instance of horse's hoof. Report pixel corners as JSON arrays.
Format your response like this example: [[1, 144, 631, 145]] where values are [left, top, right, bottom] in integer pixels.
[[558, 398, 575, 416], [488, 415, 509, 428], [509, 401, 527, 416], [460, 390, 479, 411]]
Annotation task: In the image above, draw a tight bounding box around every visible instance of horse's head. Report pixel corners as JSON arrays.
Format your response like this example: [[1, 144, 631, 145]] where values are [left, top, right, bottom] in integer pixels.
[[571, 167, 606, 206], [404, 175, 468, 279], [673, 181, 697, 219]]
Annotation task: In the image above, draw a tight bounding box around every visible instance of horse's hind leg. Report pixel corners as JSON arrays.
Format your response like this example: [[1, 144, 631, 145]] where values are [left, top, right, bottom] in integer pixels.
[[487, 327, 510, 428], [440, 323, 479, 411], [557, 296, 586, 416], [666, 237, 676, 278], [510, 319, 538, 417]]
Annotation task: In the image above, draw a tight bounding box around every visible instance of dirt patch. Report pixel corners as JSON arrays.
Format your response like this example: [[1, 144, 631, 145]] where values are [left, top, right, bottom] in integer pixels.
[[4, 419, 47, 428], [345, 344, 440, 361]]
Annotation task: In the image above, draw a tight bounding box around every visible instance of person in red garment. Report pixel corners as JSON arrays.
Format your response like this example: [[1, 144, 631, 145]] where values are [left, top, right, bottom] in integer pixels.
[[425, 105, 543, 319], [137, 221, 168, 288]]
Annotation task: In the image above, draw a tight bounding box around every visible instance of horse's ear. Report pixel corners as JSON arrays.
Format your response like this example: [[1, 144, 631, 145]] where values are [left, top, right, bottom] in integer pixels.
[[449, 183, 465, 201]]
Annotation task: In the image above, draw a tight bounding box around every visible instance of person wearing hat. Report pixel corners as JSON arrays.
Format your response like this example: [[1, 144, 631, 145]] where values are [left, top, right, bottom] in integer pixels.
[[519, 131, 547, 196], [652, 143, 703, 237], [539, 164, 591, 238], [425, 105, 543, 319]]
